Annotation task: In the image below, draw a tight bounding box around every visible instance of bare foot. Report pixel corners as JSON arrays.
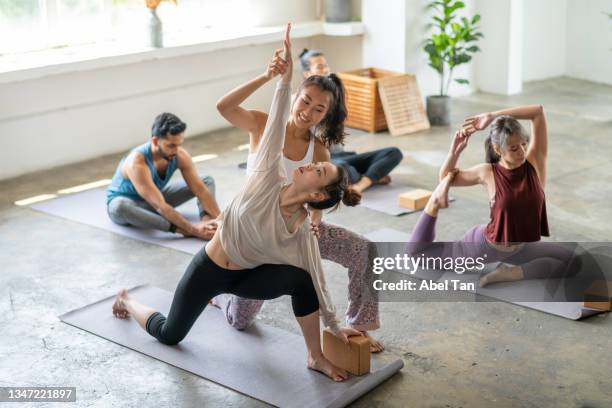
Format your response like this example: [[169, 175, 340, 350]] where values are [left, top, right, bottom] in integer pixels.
[[351, 176, 374, 194], [425, 169, 458, 216], [479, 264, 524, 287], [375, 175, 392, 185], [307, 354, 349, 382], [112, 289, 130, 318], [361, 331, 385, 353]]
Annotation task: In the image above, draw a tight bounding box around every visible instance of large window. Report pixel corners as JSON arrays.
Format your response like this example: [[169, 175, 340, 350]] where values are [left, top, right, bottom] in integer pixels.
[[0, 0, 243, 55]]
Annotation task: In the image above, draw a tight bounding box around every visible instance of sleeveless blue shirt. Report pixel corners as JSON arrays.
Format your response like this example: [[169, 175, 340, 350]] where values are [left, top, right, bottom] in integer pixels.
[[106, 142, 178, 204]]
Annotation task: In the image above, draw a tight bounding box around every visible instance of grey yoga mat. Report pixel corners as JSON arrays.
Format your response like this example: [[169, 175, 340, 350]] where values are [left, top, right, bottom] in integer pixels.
[[60, 285, 404, 408], [30, 189, 205, 255], [365, 228, 605, 320], [359, 184, 454, 216]]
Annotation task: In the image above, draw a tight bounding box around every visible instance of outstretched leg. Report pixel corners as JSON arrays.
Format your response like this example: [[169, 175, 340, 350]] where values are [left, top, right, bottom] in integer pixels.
[[479, 242, 579, 287], [112, 248, 224, 345]]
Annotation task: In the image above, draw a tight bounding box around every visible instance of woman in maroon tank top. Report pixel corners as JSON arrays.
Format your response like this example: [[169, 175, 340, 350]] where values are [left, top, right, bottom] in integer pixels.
[[406, 105, 578, 287]]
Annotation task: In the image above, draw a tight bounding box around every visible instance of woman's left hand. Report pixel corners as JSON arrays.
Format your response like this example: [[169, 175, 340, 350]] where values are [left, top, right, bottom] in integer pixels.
[[462, 112, 494, 135]]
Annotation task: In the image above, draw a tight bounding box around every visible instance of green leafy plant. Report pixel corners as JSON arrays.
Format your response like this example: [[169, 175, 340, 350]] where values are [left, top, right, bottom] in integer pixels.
[[424, 0, 483, 96]]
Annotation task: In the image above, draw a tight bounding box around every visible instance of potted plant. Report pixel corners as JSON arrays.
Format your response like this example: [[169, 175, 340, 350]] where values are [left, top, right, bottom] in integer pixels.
[[423, 0, 483, 125], [145, 0, 177, 48]]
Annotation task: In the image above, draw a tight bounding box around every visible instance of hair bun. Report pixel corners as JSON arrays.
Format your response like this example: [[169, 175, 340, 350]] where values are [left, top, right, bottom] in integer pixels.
[[342, 187, 362, 207]]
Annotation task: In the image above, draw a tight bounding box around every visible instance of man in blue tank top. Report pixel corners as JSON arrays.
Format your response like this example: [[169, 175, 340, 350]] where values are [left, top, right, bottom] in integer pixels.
[[106, 112, 220, 240]]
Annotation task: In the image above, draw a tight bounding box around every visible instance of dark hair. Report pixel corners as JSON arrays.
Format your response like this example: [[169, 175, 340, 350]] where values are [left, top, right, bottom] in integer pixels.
[[484, 115, 529, 163], [308, 165, 361, 211], [151, 112, 187, 139], [299, 48, 324, 74], [296, 74, 347, 147]]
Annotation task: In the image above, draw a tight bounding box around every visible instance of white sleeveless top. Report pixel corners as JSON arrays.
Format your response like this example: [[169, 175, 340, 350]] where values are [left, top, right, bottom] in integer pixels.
[[246, 132, 315, 183]]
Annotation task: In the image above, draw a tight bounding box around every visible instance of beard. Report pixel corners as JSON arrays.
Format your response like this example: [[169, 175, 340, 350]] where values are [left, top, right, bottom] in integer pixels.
[[159, 148, 174, 161]]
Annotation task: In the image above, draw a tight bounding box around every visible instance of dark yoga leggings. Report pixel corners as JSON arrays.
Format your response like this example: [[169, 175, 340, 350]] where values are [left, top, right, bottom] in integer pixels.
[[331, 147, 403, 184], [146, 248, 320, 345]]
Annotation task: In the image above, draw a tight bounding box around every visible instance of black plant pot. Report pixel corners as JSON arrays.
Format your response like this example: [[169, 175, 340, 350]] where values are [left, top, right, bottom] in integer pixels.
[[426, 95, 451, 126]]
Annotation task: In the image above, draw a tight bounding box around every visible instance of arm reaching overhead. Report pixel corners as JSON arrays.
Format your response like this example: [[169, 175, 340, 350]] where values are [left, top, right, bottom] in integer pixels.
[[250, 23, 294, 174], [216, 48, 290, 133]]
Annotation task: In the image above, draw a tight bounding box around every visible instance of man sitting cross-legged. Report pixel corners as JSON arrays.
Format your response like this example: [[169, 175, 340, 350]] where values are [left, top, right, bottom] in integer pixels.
[[106, 112, 220, 240]]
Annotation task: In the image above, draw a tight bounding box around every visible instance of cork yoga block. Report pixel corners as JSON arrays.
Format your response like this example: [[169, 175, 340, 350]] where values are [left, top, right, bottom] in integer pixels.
[[399, 189, 432, 210], [584, 280, 612, 311], [322, 329, 371, 376]]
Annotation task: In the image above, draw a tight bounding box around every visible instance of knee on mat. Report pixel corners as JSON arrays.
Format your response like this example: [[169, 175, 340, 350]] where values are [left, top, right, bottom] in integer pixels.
[[156, 330, 187, 346], [147, 314, 186, 345], [228, 318, 254, 331], [112, 198, 131, 214]]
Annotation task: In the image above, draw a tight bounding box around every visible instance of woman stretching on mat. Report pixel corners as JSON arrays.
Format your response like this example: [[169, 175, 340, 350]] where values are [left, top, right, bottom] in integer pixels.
[[111, 24, 362, 382], [212, 44, 383, 352], [406, 105, 577, 286]]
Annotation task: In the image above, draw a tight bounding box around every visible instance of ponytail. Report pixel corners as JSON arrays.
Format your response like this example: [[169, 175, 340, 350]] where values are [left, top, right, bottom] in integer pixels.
[[341, 186, 362, 207], [485, 136, 500, 164]]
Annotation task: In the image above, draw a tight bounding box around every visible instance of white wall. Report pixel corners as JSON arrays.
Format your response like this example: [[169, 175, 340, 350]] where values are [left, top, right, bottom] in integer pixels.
[[3, 0, 610, 180], [312, 35, 363, 74], [243, 0, 318, 26], [0, 0, 368, 181], [522, 0, 567, 82], [566, 0, 612, 85], [362, 0, 477, 98], [475, 0, 523, 95], [362, 0, 408, 73], [0, 33, 362, 181]]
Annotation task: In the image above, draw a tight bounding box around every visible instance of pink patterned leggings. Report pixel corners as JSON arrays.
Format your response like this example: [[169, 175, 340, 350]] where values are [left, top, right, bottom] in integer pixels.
[[213, 222, 380, 331]]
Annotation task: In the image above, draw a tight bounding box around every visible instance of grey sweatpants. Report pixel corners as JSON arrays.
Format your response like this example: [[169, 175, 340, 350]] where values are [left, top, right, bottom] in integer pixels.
[[107, 175, 215, 232]]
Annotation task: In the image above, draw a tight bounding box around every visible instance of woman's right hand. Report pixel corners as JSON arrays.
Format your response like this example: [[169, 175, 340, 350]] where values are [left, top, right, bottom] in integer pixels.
[[263, 48, 289, 80], [263, 23, 292, 82], [280, 23, 292, 83], [450, 130, 471, 156]]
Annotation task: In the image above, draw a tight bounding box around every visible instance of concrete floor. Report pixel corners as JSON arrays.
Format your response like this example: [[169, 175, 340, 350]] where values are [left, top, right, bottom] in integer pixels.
[[1, 77, 611, 407]]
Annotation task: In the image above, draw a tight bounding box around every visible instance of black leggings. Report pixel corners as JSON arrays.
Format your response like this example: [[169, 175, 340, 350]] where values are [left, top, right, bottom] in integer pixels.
[[146, 248, 320, 345]]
